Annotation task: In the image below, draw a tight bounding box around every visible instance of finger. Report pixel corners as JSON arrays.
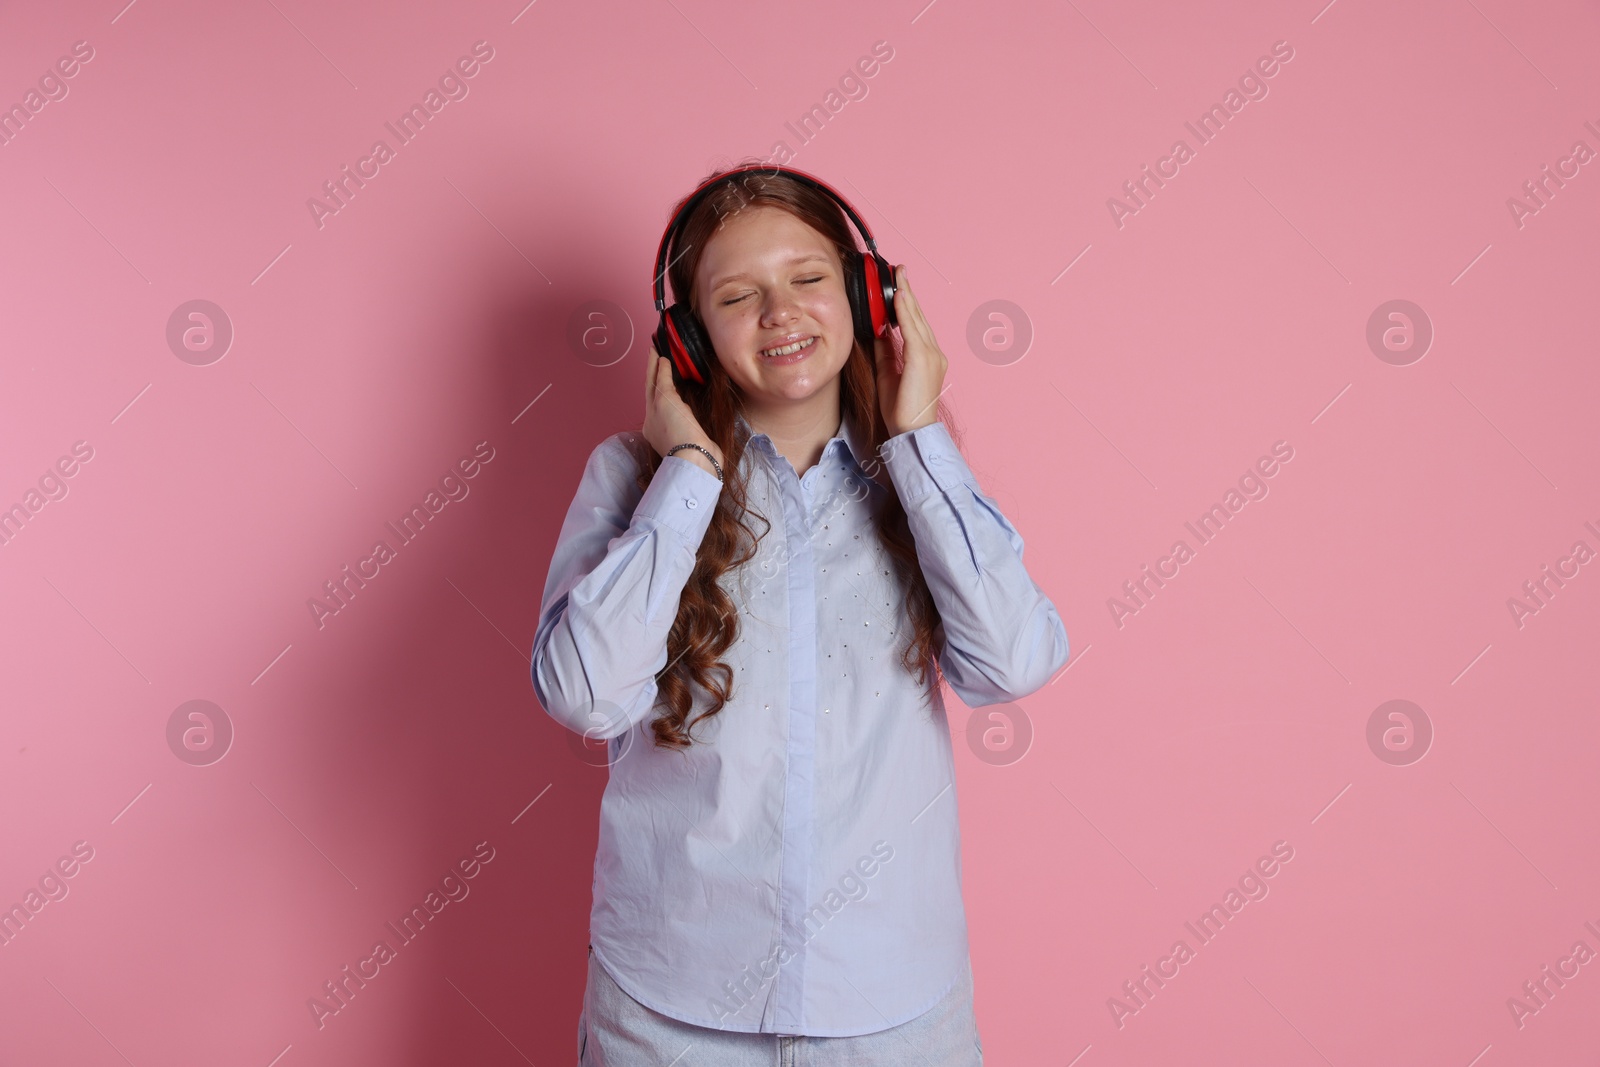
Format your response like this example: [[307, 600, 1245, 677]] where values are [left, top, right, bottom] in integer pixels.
[[889, 265, 915, 331], [896, 266, 937, 350], [651, 345, 674, 407], [894, 265, 929, 341], [660, 358, 689, 412], [646, 341, 659, 404], [659, 355, 681, 400]]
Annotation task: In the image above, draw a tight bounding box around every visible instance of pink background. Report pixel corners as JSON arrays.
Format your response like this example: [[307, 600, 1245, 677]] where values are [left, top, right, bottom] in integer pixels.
[[3, 0, 1598, 1063]]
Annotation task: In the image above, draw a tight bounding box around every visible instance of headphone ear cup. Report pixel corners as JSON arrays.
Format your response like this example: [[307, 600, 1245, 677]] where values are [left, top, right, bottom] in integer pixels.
[[864, 251, 897, 335], [841, 250, 875, 351], [657, 303, 715, 389], [843, 250, 897, 351]]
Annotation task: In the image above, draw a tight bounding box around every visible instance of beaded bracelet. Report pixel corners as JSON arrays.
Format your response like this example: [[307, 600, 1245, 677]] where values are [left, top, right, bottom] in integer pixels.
[[666, 442, 723, 482]]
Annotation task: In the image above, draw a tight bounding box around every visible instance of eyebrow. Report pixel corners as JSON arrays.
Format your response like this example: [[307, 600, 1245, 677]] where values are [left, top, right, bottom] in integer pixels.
[[708, 251, 833, 291]]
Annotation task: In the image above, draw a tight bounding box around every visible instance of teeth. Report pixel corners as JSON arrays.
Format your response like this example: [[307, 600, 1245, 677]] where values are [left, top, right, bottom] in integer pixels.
[[761, 337, 814, 358]]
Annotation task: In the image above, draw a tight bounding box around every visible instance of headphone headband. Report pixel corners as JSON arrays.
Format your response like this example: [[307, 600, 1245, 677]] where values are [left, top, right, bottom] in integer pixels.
[[651, 163, 881, 313]]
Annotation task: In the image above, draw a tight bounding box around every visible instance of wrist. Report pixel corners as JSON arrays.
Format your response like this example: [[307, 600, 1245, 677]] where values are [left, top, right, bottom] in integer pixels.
[[667, 442, 724, 480], [682, 451, 719, 477], [887, 416, 939, 438]]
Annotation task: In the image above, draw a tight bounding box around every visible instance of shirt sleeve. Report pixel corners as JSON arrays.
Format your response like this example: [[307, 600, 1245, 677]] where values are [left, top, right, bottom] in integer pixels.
[[880, 420, 1070, 707], [530, 433, 724, 739]]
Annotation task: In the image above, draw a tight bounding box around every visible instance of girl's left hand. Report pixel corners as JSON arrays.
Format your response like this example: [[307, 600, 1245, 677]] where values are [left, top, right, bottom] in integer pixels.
[[873, 264, 948, 438]]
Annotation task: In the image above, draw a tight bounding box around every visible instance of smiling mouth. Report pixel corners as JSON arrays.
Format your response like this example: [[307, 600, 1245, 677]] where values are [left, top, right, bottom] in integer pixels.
[[760, 336, 816, 358]]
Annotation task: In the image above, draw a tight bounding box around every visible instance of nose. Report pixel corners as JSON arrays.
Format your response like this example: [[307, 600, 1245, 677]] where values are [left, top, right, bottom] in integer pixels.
[[759, 291, 801, 327]]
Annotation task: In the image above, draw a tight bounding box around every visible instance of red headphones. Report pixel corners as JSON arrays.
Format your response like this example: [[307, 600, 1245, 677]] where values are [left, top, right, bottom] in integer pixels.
[[651, 163, 898, 390]]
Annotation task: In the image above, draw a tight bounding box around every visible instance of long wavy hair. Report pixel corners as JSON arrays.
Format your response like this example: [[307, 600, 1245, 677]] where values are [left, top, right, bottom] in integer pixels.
[[625, 160, 965, 749]]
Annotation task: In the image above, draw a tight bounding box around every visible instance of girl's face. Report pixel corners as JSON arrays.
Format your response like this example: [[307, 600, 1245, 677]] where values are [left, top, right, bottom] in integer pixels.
[[692, 205, 855, 411]]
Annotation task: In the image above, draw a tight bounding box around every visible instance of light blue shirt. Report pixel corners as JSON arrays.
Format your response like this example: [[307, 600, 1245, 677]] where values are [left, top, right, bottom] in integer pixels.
[[531, 410, 1069, 1036]]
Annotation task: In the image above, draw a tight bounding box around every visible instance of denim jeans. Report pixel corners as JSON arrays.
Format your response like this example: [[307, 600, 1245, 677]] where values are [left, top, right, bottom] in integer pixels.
[[578, 945, 984, 1065]]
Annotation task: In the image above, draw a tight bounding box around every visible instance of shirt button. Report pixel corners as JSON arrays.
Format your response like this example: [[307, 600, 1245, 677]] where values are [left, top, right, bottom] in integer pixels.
[[686, 498, 698, 509]]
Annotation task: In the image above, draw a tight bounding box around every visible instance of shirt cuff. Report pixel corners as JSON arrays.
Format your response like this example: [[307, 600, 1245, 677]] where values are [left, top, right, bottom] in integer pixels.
[[633, 453, 724, 542], [882, 420, 971, 506]]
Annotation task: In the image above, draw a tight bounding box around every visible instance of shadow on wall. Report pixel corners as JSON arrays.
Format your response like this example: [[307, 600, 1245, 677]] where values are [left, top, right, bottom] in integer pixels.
[[274, 216, 637, 1064]]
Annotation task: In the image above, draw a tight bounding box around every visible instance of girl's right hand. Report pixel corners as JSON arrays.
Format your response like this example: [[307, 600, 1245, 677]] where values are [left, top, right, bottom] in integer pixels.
[[643, 342, 723, 474]]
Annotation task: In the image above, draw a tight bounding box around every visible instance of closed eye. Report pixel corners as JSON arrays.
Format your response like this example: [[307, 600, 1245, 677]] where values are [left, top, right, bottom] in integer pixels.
[[721, 276, 826, 306]]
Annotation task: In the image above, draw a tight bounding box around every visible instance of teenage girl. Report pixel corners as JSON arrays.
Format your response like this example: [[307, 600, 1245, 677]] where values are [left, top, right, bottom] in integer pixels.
[[531, 162, 1069, 1065]]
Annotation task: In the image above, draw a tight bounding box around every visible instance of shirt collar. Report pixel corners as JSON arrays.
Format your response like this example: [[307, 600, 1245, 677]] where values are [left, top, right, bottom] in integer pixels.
[[735, 409, 872, 474]]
